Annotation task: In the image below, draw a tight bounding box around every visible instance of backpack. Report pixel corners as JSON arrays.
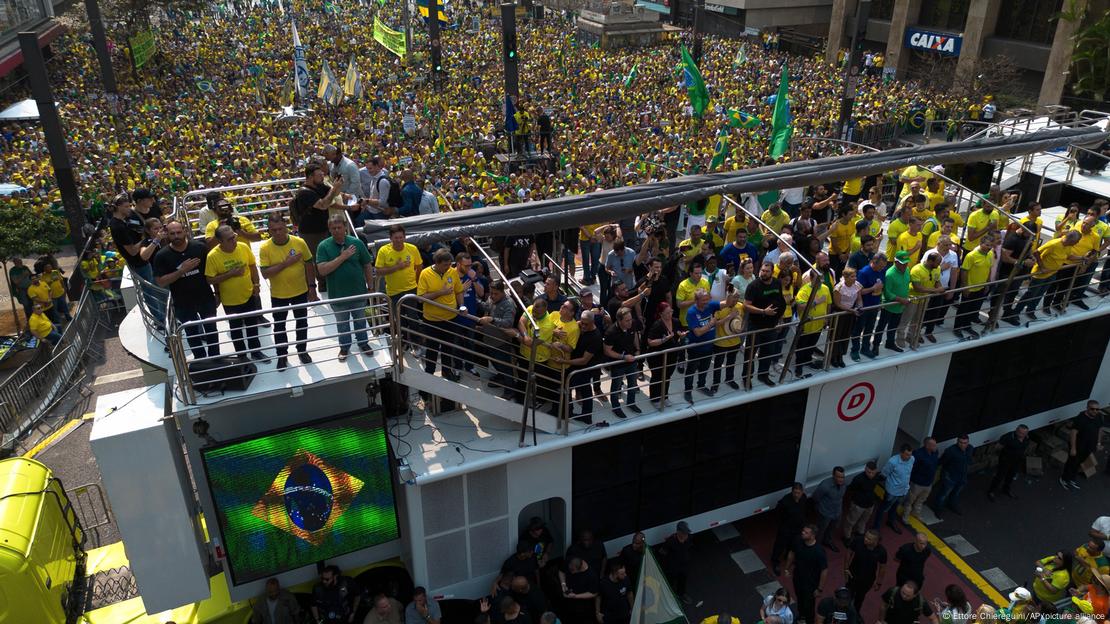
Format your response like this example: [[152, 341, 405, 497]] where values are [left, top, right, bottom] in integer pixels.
[[380, 175, 404, 209]]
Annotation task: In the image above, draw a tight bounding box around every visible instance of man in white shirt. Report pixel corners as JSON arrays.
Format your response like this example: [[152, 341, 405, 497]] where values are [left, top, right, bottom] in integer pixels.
[[782, 186, 806, 218], [921, 242, 958, 340], [1091, 517, 1110, 557], [323, 144, 361, 197]]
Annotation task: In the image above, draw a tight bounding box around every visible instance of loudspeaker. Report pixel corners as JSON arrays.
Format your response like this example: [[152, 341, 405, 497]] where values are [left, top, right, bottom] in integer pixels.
[[188, 356, 256, 393], [379, 376, 408, 418], [958, 161, 996, 195]]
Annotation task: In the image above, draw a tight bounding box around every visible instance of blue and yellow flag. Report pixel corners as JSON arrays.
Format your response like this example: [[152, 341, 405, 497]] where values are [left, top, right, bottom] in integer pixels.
[[343, 55, 363, 99], [317, 60, 342, 106], [417, 0, 448, 24]]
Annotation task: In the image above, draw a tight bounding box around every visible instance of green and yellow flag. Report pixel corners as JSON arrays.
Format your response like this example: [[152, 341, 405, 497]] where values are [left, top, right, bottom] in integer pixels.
[[769, 65, 793, 159], [679, 45, 708, 117], [709, 128, 729, 170]]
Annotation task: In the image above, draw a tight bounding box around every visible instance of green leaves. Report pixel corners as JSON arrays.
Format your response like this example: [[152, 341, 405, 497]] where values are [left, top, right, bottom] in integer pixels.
[[1068, 9, 1110, 101], [0, 203, 67, 259]]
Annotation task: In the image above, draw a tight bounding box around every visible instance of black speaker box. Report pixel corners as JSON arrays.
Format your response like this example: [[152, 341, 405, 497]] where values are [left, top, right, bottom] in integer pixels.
[[188, 356, 256, 393]]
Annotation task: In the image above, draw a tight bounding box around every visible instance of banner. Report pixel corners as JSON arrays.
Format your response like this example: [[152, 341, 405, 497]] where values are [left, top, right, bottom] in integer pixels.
[[318, 60, 342, 105], [374, 17, 407, 59], [292, 21, 310, 99], [344, 55, 363, 99], [129, 31, 156, 70]]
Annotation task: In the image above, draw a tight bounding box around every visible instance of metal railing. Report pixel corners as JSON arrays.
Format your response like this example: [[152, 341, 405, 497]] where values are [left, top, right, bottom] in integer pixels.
[[168, 292, 393, 404], [0, 290, 101, 446], [173, 178, 303, 237], [387, 247, 1109, 437]]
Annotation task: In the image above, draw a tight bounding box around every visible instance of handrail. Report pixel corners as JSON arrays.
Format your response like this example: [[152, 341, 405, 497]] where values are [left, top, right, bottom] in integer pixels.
[[1036, 152, 1078, 202], [542, 252, 588, 294], [719, 194, 818, 272], [469, 238, 539, 332]]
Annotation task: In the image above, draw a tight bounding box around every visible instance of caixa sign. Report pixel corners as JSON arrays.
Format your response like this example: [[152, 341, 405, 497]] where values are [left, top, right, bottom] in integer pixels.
[[904, 27, 962, 56]]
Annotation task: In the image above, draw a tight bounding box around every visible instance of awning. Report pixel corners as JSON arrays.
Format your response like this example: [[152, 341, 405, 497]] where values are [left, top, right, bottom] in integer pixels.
[[0, 21, 66, 79], [363, 126, 1107, 246], [0, 99, 45, 121]]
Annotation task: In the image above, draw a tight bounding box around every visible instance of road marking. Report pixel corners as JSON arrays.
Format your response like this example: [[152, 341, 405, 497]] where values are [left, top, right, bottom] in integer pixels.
[[92, 369, 144, 386], [730, 549, 765, 574], [754, 580, 782, 599], [916, 505, 942, 525], [979, 567, 1018, 592], [908, 517, 1008, 607], [944, 534, 980, 557], [23, 418, 83, 459]]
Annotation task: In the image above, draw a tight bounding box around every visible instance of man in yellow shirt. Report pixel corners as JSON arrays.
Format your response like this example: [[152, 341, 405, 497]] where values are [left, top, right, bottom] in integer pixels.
[[417, 248, 464, 382], [1066, 213, 1107, 310], [794, 270, 830, 378], [259, 214, 316, 369], [927, 217, 961, 249], [893, 217, 925, 266], [676, 264, 710, 327], [546, 299, 581, 376], [515, 296, 559, 405], [964, 204, 1000, 251], [761, 202, 791, 238], [43, 266, 72, 323], [955, 235, 995, 339], [205, 224, 266, 361], [1013, 230, 1082, 319], [26, 272, 57, 323], [885, 211, 912, 253], [374, 224, 423, 303], [28, 303, 62, 347], [203, 199, 262, 248], [922, 204, 962, 240], [898, 251, 944, 348], [828, 205, 857, 274], [710, 286, 745, 392], [898, 165, 933, 197]]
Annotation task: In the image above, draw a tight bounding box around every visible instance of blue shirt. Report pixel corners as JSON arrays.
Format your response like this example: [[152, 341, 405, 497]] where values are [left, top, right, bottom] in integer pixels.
[[400, 181, 423, 217], [686, 301, 721, 352], [909, 447, 940, 487], [857, 265, 884, 307], [939, 443, 975, 484], [881, 453, 915, 496], [719, 242, 759, 270]]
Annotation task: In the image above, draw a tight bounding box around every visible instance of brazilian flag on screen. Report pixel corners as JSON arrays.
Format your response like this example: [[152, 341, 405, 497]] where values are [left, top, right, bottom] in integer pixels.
[[201, 412, 399, 584]]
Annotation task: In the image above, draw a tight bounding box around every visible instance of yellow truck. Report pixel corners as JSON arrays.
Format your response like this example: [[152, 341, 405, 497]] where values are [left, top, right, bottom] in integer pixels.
[[0, 457, 85, 624]]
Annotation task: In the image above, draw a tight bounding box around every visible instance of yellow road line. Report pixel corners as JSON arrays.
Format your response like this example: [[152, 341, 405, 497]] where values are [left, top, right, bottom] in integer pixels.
[[908, 516, 1009, 607], [23, 418, 84, 459]]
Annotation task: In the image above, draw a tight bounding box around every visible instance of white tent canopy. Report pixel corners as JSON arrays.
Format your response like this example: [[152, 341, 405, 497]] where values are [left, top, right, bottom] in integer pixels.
[[0, 99, 52, 122]]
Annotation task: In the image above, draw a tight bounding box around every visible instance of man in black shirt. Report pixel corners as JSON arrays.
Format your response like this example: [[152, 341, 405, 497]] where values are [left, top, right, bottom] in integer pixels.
[[132, 188, 164, 221], [848, 234, 876, 272], [292, 162, 342, 290], [879, 581, 937, 624], [843, 461, 883, 541], [562, 557, 600, 624], [743, 260, 786, 385], [771, 482, 808, 575], [785, 524, 828, 624], [509, 576, 547, 624], [997, 224, 1035, 326], [108, 192, 152, 281], [816, 587, 861, 624], [311, 565, 361, 624], [564, 311, 604, 423], [536, 110, 553, 152], [153, 220, 220, 360], [1062, 400, 1106, 488], [894, 533, 931, 589], [642, 258, 673, 329], [603, 307, 640, 418], [843, 529, 886, 611], [566, 530, 608, 574], [620, 532, 646, 587], [501, 234, 535, 279], [518, 517, 555, 567], [657, 521, 692, 604], [988, 424, 1029, 500], [502, 542, 541, 586], [596, 561, 633, 624]]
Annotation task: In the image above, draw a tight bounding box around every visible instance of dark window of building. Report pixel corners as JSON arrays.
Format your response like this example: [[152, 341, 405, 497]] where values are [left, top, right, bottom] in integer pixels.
[[933, 315, 1110, 442], [918, 0, 970, 31], [993, 0, 1063, 45], [572, 390, 806, 541], [872, 0, 895, 20]]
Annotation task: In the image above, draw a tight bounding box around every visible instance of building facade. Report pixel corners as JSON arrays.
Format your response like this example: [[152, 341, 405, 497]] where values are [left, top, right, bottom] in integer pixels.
[[826, 0, 1108, 107]]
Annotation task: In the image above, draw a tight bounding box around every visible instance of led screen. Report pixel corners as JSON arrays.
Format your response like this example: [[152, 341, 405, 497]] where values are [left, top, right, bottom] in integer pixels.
[[201, 412, 399, 584]]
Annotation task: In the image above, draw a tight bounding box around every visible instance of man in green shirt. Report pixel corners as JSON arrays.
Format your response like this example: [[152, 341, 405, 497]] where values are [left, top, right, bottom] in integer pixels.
[[873, 251, 911, 353], [316, 215, 374, 360], [8, 258, 32, 320]]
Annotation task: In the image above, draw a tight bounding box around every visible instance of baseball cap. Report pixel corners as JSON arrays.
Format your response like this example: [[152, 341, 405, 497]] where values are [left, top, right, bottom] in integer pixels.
[[894, 251, 911, 264], [834, 587, 852, 602], [578, 289, 593, 298], [1009, 587, 1032, 602], [676, 521, 691, 535], [132, 188, 154, 201]]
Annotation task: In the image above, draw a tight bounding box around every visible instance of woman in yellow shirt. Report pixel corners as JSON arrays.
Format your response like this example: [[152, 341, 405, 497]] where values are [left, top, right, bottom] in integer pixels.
[[1032, 551, 1073, 603]]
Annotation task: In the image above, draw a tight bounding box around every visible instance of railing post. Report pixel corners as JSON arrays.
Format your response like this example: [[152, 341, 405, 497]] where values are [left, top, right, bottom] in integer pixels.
[[559, 367, 568, 435], [518, 330, 539, 448], [658, 351, 668, 410], [822, 314, 837, 370]]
